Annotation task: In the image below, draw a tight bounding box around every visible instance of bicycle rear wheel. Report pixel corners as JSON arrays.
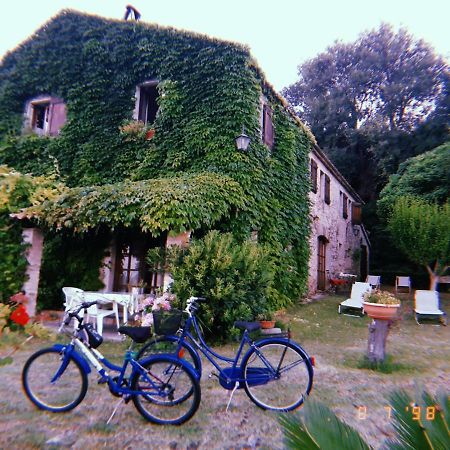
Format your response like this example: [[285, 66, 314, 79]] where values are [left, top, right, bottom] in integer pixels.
[[22, 348, 88, 412], [241, 340, 313, 411], [131, 356, 201, 425], [137, 336, 201, 377]]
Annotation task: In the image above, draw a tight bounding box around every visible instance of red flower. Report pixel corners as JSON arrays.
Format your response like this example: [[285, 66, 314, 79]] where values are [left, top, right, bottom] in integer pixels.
[[10, 304, 30, 326]]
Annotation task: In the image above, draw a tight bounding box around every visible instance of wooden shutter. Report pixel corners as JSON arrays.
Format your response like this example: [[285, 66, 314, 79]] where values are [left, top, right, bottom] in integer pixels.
[[310, 160, 318, 193], [324, 174, 331, 205], [48, 100, 67, 136], [352, 203, 362, 225], [263, 104, 274, 149]]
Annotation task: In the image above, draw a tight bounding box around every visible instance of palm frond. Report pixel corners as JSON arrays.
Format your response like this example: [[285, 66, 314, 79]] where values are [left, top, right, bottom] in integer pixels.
[[279, 400, 371, 450], [383, 389, 450, 450]]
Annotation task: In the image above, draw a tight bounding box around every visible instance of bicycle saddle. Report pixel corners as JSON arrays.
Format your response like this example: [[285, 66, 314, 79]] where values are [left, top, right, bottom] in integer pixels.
[[118, 326, 152, 343], [233, 321, 261, 332]]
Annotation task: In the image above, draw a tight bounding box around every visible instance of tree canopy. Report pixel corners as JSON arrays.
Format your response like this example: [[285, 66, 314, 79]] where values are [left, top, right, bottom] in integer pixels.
[[284, 24, 446, 136], [283, 24, 449, 202], [378, 142, 450, 219], [387, 197, 449, 289]]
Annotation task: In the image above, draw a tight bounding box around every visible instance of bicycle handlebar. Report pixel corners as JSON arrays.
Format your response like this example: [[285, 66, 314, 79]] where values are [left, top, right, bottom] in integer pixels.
[[63, 301, 98, 326]]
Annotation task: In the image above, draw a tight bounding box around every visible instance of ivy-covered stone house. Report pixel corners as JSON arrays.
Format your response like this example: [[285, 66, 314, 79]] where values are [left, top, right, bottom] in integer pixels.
[[0, 10, 368, 315]]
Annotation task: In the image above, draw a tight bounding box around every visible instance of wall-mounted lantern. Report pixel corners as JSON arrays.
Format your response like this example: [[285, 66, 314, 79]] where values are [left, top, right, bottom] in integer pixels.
[[235, 126, 251, 151]]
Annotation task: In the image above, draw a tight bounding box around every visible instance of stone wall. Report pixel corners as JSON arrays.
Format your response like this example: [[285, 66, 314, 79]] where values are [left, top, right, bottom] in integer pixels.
[[308, 151, 370, 294]]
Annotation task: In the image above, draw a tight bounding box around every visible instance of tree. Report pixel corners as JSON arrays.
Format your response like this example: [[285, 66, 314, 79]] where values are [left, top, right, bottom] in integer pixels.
[[378, 142, 450, 219], [387, 197, 449, 290], [283, 24, 448, 203], [284, 24, 446, 137]]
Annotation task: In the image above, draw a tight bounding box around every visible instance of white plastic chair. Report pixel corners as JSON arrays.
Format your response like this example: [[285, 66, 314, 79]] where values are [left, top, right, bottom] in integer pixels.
[[414, 290, 447, 325], [395, 276, 411, 293], [62, 287, 119, 335], [366, 275, 381, 290], [338, 282, 371, 316]]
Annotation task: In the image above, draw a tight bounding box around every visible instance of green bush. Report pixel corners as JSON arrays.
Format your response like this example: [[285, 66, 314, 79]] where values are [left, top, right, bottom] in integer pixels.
[[167, 231, 277, 341]]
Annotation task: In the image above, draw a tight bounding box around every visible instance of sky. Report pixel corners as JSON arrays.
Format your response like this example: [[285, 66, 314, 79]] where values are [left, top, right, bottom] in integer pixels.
[[0, 0, 449, 91]]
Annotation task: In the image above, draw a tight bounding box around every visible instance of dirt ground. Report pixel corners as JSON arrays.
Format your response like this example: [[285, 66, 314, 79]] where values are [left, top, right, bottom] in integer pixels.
[[1, 292, 449, 449]]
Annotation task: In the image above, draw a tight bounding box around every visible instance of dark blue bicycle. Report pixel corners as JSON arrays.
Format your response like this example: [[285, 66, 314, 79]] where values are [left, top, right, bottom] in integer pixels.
[[137, 297, 314, 411], [22, 301, 201, 425]]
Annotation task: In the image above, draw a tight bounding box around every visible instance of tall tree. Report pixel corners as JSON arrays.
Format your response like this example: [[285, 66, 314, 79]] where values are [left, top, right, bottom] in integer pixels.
[[387, 197, 449, 290], [284, 24, 446, 137], [283, 24, 448, 203]]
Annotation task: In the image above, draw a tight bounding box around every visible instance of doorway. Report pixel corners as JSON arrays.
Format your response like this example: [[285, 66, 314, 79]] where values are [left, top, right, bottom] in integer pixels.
[[317, 236, 328, 291]]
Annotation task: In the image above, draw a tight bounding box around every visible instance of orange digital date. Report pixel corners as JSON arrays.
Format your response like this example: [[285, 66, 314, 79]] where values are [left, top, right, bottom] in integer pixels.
[[356, 405, 437, 421]]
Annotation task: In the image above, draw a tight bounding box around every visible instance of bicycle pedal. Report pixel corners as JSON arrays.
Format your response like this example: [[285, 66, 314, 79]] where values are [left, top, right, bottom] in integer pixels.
[[124, 395, 131, 404], [97, 376, 108, 384]]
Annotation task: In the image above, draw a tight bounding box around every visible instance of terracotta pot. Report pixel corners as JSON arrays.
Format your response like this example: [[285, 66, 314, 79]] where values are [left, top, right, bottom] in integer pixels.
[[363, 302, 400, 320], [259, 320, 276, 329]]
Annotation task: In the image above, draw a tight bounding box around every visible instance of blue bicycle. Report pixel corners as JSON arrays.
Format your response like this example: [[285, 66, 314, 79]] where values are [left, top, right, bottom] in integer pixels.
[[22, 301, 201, 425], [137, 297, 314, 411]]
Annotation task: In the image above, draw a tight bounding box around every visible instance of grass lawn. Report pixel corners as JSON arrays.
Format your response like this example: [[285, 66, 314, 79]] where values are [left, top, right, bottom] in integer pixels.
[[0, 291, 448, 449]]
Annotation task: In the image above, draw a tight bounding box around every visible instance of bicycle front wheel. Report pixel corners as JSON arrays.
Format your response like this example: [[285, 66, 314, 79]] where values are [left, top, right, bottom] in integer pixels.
[[241, 340, 313, 411], [131, 356, 201, 425], [22, 348, 88, 412]]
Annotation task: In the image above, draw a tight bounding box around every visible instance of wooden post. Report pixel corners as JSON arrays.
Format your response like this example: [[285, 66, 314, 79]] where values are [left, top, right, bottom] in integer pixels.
[[367, 319, 393, 363]]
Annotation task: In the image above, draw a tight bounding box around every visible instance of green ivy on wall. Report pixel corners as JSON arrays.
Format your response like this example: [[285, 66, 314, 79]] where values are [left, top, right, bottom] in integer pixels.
[[0, 10, 312, 304]]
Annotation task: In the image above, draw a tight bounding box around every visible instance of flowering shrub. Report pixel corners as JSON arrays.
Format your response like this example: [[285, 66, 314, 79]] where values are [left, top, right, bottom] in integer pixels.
[[363, 290, 400, 305], [136, 292, 176, 326], [0, 302, 30, 333]]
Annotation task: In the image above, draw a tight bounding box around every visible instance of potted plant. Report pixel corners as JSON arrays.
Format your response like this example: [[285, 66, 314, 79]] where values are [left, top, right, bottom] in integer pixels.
[[257, 312, 275, 329], [363, 290, 401, 320]]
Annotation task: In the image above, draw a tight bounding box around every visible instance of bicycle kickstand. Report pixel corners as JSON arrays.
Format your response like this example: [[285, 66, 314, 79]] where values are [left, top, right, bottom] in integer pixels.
[[225, 381, 239, 413], [106, 397, 126, 425]]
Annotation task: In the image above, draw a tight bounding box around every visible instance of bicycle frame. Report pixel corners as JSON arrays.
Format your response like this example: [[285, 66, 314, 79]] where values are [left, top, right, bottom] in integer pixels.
[[173, 314, 284, 388], [55, 320, 185, 399]]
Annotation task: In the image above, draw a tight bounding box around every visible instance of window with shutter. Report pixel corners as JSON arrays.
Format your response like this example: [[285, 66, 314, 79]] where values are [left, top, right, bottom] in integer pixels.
[[310, 159, 318, 193], [262, 103, 274, 149], [135, 81, 159, 124], [352, 203, 362, 225], [27, 96, 67, 136], [324, 174, 331, 205], [342, 193, 348, 219]]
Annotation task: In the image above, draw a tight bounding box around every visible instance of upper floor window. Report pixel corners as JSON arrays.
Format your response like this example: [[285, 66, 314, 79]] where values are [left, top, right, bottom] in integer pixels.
[[341, 192, 348, 219], [25, 96, 67, 136], [134, 81, 159, 124], [310, 159, 318, 193], [260, 97, 274, 149], [324, 173, 331, 205], [352, 203, 362, 225]]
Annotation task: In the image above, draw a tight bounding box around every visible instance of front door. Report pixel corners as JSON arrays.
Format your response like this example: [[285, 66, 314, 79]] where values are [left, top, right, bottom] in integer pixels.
[[317, 236, 327, 290]]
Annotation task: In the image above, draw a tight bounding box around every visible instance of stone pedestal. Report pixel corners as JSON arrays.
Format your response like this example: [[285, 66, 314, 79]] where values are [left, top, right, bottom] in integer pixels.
[[21, 228, 44, 317]]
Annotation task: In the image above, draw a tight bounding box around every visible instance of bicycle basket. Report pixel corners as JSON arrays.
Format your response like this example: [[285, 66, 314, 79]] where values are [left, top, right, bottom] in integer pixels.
[[152, 309, 182, 335]]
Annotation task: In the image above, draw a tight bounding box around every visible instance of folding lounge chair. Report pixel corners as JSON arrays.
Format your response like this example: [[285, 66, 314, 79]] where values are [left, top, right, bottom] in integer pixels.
[[414, 290, 447, 325], [338, 282, 371, 316], [395, 276, 411, 293], [366, 275, 381, 290]]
